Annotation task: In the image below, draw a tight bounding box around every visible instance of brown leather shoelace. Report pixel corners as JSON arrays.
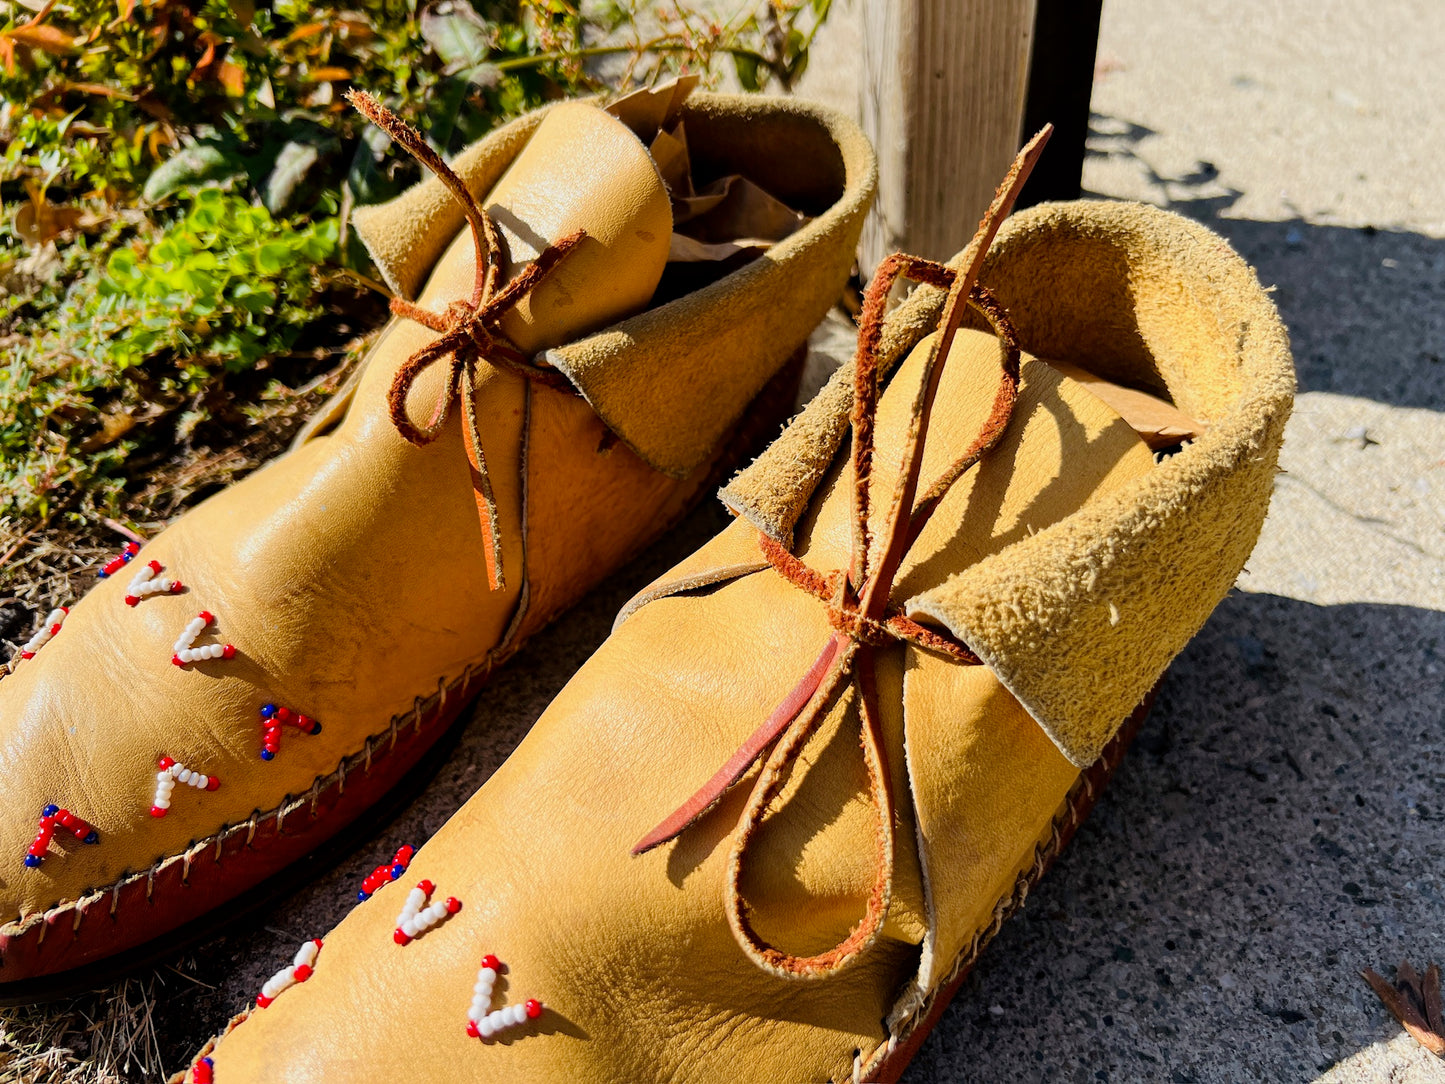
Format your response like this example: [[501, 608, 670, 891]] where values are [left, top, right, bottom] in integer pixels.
[[633, 127, 1052, 979], [347, 89, 586, 591]]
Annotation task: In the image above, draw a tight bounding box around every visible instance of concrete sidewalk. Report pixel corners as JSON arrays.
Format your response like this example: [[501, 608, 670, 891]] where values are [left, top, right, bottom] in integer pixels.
[[905, 2, 1445, 1080]]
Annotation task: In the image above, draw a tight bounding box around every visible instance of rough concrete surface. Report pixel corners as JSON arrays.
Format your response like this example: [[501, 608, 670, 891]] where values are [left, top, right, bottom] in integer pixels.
[[126, 2, 1445, 1082], [905, 2, 1445, 1082]]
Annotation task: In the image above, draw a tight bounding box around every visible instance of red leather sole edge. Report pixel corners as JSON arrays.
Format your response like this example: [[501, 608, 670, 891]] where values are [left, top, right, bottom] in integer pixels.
[[867, 686, 1157, 1083]]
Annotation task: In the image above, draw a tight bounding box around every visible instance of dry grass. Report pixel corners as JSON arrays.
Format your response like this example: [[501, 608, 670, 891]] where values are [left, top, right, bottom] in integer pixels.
[[0, 974, 170, 1084]]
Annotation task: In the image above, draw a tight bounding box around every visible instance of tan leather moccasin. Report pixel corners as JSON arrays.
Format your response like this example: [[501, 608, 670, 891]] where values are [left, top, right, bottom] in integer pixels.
[[0, 88, 876, 999], [182, 160, 1294, 1083]]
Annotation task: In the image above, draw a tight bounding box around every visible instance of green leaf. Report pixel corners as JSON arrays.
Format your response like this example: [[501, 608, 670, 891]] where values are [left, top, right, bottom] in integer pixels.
[[420, 0, 490, 69], [733, 52, 762, 92], [142, 143, 244, 203], [254, 242, 291, 274], [262, 140, 321, 216]]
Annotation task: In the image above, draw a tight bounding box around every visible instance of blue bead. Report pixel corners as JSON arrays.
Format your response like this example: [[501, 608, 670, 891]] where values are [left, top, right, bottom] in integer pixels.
[[23, 855, 40, 868], [97, 571, 110, 578], [310, 722, 323, 735], [41, 804, 58, 818], [260, 749, 274, 761], [259, 704, 276, 718], [390, 864, 405, 879], [358, 891, 370, 902], [122, 552, 134, 562], [83, 831, 99, 845]]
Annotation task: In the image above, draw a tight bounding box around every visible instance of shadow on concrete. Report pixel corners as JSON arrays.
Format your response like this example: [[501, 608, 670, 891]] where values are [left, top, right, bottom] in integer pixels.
[[1084, 112, 1445, 414], [909, 590, 1445, 1083]]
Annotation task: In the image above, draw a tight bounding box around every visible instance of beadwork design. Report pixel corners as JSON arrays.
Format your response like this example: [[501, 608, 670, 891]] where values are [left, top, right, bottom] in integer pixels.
[[256, 938, 322, 1008], [258, 703, 322, 761], [465, 954, 543, 1038], [358, 844, 415, 901], [16, 607, 68, 663], [171, 611, 236, 666], [393, 879, 461, 944], [191, 1056, 214, 1083], [150, 756, 221, 816], [98, 541, 140, 578], [126, 560, 183, 606], [24, 805, 99, 868]]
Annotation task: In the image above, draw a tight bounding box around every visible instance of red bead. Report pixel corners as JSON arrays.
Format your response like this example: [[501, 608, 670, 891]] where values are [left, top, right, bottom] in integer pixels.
[[466, 1020, 480, 1038], [171, 654, 183, 666], [525, 999, 543, 1019], [125, 542, 139, 555], [445, 897, 461, 914], [124, 596, 139, 607], [312, 938, 323, 949], [49, 623, 62, 635], [171, 581, 185, 593], [148, 560, 162, 574], [207, 777, 220, 791], [393, 929, 410, 945], [222, 644, 236, 659], [20, 651, 34, 660], [199, 611, 214, 624], [150, 805, 167, 818], [158, 756, 175, 770], [275, 707, 292, 722], [256, 994, 272, 1009], [58, 811, 75, 827], [60, 606, 69, 614], [293, 964, 313, 982], [102, 558, 125, 576], [417, 880, 434, 896], [481, 954, 500, 972]]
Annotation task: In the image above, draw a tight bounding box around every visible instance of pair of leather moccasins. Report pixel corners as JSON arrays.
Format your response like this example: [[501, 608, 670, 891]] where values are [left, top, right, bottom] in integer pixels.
[[0, 83, 1293, 1084]]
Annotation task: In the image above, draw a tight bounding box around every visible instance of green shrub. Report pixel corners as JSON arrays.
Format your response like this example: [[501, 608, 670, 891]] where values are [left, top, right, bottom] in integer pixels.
[[0, 0, 829, 523]]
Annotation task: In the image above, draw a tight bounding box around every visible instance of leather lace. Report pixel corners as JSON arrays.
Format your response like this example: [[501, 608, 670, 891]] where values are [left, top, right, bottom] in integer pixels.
[[347, 89, 586, 591], [633, 127, 1052, 980]]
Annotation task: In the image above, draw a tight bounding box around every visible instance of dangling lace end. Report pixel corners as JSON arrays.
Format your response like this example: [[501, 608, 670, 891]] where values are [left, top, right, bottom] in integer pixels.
[[633, 634, 847, 855]]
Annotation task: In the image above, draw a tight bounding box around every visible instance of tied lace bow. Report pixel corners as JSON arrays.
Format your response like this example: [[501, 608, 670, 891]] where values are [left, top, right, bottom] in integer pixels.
[[348, 89, 586, 591], [633, 128, 1052, 980]]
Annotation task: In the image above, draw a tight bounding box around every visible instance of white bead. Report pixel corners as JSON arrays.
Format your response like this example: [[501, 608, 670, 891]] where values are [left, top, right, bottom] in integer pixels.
[[157, 770, 172, 782], [401, 920, 417, 938], [193, 774, 208, 788], [177, 768, 192, 783], [480, 967, 497, 982], [153, 797, 170, 809]]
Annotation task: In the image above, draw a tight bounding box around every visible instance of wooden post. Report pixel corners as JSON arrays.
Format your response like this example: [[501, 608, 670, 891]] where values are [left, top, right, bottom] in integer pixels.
[[1017, 0, 1104, 208], [857, 0, 1038, 275]]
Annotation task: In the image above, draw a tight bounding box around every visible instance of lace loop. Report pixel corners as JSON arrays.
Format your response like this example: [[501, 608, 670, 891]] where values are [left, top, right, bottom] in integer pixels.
[[348, 89, 586, 591], [633, 126, 1053, 980]]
